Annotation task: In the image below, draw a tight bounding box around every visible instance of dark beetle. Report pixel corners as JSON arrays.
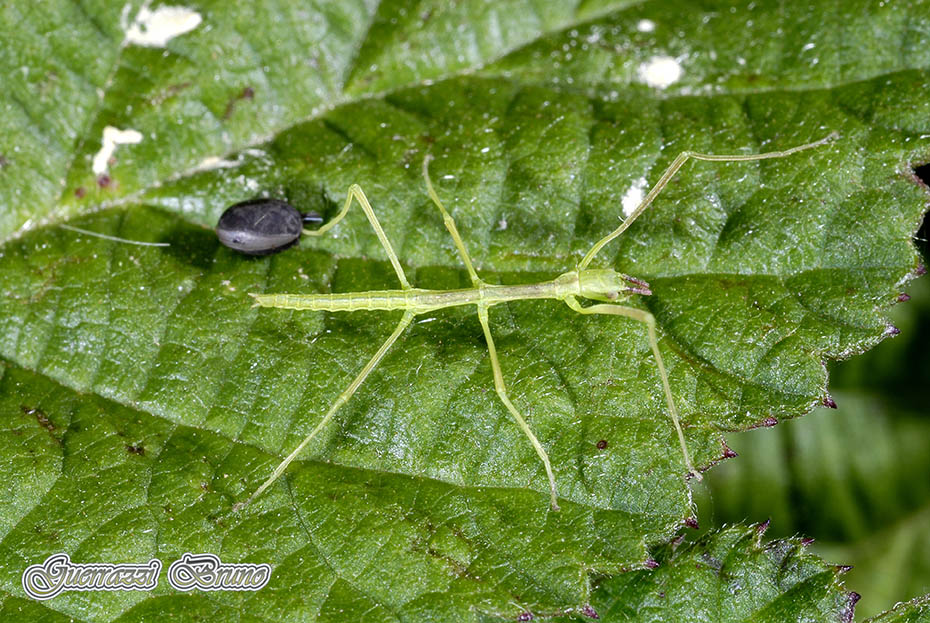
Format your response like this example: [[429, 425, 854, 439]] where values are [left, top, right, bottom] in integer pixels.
[[216, 198, 322, 256]]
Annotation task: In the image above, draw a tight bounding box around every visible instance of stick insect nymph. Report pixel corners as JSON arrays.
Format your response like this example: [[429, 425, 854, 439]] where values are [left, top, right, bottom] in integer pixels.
[[234, 133, 837, 512]]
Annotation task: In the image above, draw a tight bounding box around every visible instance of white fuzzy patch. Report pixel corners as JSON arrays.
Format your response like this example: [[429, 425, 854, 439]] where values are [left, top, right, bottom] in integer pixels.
[[192, 156, 242, 172], [638, 55, 683, 89], [636, 19, 656, 33], [126, 6, 202, 47], [621, 176, 649, 218], [92, 126, 143, 175]]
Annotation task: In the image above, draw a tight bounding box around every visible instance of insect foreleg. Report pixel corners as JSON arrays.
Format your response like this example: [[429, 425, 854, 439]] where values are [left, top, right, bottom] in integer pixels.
[[564, 297, 700, 482], [306, 184, 411, 289], [234, 311, 415, 511], [422, 156, 482, 287], [578, 133, 839, 269], [476, 305, 560, 511]]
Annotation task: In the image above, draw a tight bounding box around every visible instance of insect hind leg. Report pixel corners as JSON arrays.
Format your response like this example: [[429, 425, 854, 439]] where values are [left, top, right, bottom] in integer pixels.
[[234, 311, 415, 511], [306, 184, 412, 289]]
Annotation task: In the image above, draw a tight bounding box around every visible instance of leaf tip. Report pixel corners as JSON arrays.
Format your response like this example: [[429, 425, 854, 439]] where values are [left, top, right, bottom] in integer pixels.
[[580, 605, 600, 619], [643, 558, 660, 570], [823, 395, 838, 409], [842, 592, 862, 623], [897, 292, 911, 302], [885, 324, 901, 336], [755, 519, 770, 535], [684, 517, 699, 530]]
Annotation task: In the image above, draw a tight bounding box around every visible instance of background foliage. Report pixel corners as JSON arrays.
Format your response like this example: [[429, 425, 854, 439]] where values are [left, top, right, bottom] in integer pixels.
[[698, 215, 930, 619]]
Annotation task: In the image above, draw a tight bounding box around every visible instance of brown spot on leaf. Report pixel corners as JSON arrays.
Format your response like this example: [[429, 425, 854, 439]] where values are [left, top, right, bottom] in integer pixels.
[[223, 86, 256, 120], [150, 81, 192, 106], [22, 405, 53, 432]]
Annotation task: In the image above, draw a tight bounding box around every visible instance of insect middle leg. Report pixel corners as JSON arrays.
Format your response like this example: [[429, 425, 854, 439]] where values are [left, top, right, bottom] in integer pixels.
[[235, 311, 415, 511], [424, 157, 558, 509], [564, 296, 700, 482], [422, 156, 482, 287], [477, 305, 560, 511]]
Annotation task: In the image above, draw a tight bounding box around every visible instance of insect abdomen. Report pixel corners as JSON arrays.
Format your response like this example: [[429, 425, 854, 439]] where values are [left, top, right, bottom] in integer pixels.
[[251, 290, 418, 312]]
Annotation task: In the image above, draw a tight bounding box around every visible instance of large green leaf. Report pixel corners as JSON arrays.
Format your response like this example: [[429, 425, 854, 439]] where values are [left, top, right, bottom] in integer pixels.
[[866, 596, 930, 623], [698, 277, 930, 619], [580, 524, 859, 622], [1, 0, 929, 620], [700, 393, 930, 619]]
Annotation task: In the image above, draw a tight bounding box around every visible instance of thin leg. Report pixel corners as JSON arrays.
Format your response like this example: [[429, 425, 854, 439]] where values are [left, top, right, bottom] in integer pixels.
[[476, 305, 560, 511], [306, 184, 411, 289], [422, 156, 482, 287], [578, 133, 838, 269], [234, 311, 415, 511], [564, 297, 700, 481]]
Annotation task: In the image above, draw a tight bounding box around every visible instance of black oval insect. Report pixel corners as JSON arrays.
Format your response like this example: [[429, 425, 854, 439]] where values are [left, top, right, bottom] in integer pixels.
[[216, 198, 322, 256]]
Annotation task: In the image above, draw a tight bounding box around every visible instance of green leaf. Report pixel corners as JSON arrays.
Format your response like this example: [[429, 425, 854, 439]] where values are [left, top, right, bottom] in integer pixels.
[[582, 524, 859, 622], [698, 388, 930, 541], [2, 0, 929, 619], [698, 276, 930, 619], [700, 393, 930, 619], [866, 595, 930, 623]]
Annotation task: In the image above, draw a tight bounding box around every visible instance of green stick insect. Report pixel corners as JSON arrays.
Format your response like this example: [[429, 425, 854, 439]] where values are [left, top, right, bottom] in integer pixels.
[[234, 133, 837, 512]]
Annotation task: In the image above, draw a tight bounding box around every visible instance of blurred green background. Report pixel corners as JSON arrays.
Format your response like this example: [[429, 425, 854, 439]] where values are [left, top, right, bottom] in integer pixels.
[[697, 166, 930, 619]]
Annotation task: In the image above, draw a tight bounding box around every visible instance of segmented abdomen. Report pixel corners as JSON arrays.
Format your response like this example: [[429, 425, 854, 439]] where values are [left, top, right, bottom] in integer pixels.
[[251, 290, 417, 312]]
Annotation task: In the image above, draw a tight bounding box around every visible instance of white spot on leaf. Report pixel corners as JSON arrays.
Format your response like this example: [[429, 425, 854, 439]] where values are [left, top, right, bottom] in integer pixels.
[[192, 156, 242, 172], [92, 126, 143, 175], [638, 56, 682, 89], [622, 176, 648, 218], [126, 6, 202, 47]]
